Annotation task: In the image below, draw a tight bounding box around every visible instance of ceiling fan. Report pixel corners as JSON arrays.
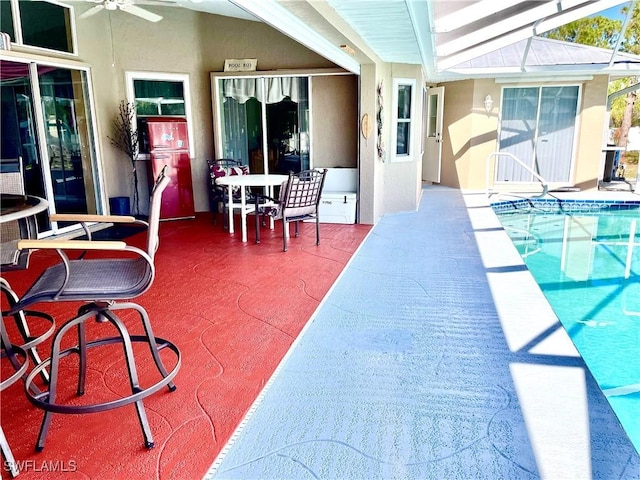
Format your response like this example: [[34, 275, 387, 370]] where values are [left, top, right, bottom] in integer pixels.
[[79, 0, 164, 22]]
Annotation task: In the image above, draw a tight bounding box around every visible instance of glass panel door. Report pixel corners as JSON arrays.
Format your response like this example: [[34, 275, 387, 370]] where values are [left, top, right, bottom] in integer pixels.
[[498, 86, 578, 184], [38, 65, 97, 214], [297, 78, 310, 171], [216, 76, 310, 174], [219, 77, 264, 171], [497, 87, 539, 182], [1, 59, 101, 234], [1, 60, 49, 231], [536, 86, 578, 183]]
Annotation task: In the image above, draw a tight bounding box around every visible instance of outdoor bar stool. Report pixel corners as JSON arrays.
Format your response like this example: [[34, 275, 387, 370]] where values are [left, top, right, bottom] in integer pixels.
[[1, 162, 55, 384], [1, 315, 29, 477], [7, 166, 181, 451]]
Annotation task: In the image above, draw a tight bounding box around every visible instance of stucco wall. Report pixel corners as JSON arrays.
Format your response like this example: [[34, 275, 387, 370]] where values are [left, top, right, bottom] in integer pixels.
[[440, 79, 475, 189], [73, 5, 340, 213], [440, 76, 608, 192], [378, 64, 423, 215], [311, 75, 358, 168], [358, 64, 374, 224], [574, 75, 609, 190]]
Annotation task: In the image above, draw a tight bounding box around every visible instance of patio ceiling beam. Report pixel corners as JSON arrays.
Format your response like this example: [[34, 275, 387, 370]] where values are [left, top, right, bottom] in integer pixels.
[[406, 0, 436, 79], [228, 0, 361, 74], [437, 0, 630, 72], [436, 0, 585, 58], [434, 0, 531, 33], [305, 0, 383, 65]]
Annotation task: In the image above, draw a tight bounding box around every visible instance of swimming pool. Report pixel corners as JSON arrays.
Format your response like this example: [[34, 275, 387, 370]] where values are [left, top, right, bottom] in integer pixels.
[[493, 198, 640, 453]]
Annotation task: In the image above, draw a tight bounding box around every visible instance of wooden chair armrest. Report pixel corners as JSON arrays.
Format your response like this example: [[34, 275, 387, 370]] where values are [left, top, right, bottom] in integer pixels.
[[51, 213, 137, 224], [17, 239, 127, 251]]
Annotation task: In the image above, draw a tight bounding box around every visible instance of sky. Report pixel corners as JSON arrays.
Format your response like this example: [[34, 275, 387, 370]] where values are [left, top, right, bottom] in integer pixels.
[[595, 3, 629, 21]]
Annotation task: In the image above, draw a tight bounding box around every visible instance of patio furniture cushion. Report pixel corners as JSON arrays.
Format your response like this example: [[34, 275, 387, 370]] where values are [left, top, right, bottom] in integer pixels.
[[210, 163, 249, 195]]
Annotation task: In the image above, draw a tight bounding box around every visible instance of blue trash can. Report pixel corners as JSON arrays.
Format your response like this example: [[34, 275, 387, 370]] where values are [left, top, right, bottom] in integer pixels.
[[109, 196, 130, 216]]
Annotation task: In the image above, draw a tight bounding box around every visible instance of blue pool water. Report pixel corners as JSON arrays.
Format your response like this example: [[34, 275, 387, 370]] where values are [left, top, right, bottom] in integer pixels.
[[495, 201, 640, 453]]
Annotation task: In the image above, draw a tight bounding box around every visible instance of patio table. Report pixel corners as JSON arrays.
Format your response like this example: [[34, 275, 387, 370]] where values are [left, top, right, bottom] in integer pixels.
[[215, 174, 288, 243]]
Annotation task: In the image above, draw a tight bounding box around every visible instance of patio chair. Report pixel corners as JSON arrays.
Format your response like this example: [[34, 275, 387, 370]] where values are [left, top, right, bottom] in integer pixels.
[[207, 158, 249, 227], [1, 160, 55, 383], [255, 169, 327, 251], [7, 165, 181, 451]]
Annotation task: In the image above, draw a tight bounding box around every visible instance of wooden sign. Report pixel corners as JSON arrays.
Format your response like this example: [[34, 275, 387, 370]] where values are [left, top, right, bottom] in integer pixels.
[[224, 58, 257, 72]]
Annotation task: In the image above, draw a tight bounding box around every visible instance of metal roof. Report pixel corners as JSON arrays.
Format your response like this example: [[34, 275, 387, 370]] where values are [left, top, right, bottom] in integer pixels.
[[447, 36, 640, 79]]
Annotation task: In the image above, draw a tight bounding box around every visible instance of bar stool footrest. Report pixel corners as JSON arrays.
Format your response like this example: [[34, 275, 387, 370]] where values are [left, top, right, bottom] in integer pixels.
[[24, 335, 180, 415]]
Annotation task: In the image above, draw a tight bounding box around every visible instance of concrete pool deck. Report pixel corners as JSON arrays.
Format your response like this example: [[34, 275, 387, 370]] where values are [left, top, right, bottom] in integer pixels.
[[206, 186, 639, 479]]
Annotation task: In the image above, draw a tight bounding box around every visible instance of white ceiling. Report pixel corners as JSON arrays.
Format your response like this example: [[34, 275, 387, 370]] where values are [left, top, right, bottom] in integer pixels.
[[170, 0, 640, 80]]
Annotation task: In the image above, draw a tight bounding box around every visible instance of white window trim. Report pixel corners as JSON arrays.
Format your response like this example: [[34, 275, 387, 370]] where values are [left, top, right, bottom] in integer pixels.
[[6, 0, 78, 56], [211, 72, 315, 172], [391, 78, 416, 163], [125, 71, 194, 161]]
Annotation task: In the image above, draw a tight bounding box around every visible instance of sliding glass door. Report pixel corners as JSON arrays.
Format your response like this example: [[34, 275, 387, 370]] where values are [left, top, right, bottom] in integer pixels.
[[1, 61, 47, 231], [497, 85, 579, 184], [1, 59, 101, 234], [215, 76, 310, 174]]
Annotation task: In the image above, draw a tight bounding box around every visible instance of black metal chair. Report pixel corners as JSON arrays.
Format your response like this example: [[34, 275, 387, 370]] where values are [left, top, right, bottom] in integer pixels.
[[255, 169, 327, 251], [207, 158, 248, 226], [8, 166, 180, 451]]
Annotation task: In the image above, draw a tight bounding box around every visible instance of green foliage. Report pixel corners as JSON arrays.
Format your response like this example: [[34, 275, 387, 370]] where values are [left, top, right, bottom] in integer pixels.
[[543, 4, 639, 53], [544, 5, 640, 128], [608, 78, 639, 127], [543, 16, 621, 49], [620, 3, 640, 55]]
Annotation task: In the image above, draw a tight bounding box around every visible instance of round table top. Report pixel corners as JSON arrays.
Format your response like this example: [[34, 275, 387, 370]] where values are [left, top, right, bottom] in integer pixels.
[[0, 194, 49, 223], [215, 173, 288, 187]]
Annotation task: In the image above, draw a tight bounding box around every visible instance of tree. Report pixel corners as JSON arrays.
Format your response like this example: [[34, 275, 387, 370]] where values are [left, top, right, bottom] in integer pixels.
[[543, 15, 622, 49], [109, 101, 140, 215], [544, 4, 640, 165], [543, 4, 639, 54]]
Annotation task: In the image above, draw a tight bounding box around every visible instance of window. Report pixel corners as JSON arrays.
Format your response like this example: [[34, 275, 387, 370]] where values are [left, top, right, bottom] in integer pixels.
[[1, 0, 76, 54], [392, 78, 415, 162], [214, 75, 310, 174], [126, 72, 192, 155]]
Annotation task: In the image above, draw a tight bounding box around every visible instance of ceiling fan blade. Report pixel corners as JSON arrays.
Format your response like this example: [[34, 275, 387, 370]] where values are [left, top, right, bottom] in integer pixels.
[[79, 4, 105, 18], [120, 4, 163, 22]]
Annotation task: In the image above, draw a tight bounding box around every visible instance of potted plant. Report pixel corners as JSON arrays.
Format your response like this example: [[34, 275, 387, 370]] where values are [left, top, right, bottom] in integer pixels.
[[109, 100, 140, 215]]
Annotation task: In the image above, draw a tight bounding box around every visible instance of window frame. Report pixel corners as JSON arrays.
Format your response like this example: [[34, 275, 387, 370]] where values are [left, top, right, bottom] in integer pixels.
[[496, 83, 581, 185], [2, 0, 78, 56], [125, 71, 194, 161], [391, 78, 416, 163]]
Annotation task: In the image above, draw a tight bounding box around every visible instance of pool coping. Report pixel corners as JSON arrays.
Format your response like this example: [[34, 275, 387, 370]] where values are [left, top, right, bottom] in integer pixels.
[[491, 197, 640, 214]]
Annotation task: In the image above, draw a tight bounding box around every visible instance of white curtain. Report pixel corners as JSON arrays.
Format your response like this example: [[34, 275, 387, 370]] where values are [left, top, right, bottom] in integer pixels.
[[498, 86, 578, 183], [223, 77, 301, 104]]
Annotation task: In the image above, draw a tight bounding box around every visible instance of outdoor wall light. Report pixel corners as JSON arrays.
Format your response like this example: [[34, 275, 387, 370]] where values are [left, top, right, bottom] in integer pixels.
[[484, 94, 493, 113]]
